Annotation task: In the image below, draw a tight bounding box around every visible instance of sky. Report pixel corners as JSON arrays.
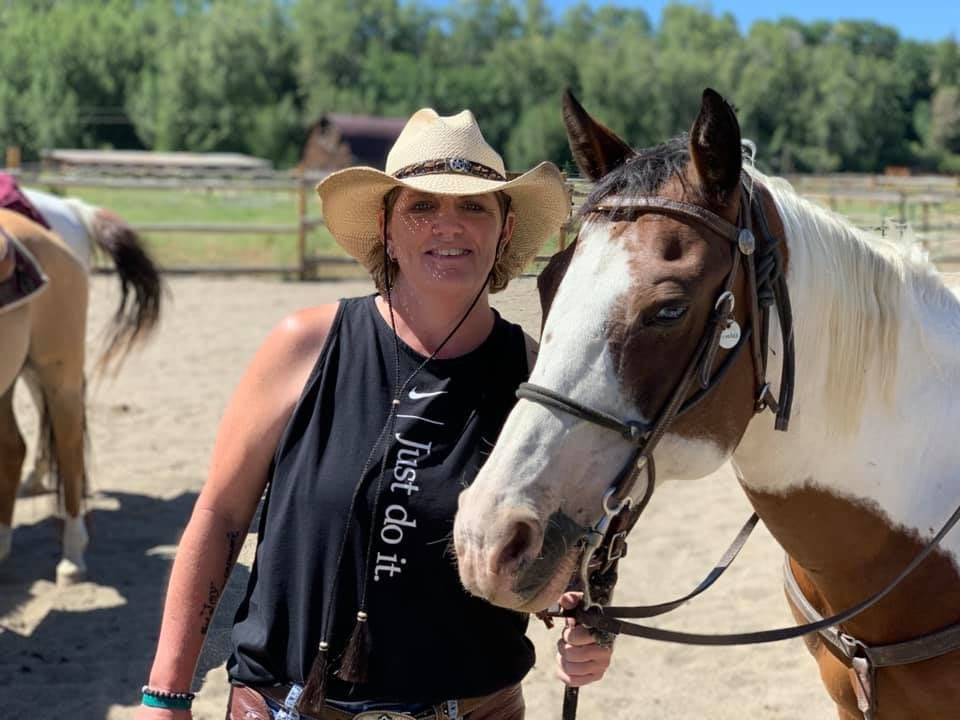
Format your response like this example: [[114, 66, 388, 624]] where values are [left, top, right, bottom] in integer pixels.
[[543, 0, 958, 42]]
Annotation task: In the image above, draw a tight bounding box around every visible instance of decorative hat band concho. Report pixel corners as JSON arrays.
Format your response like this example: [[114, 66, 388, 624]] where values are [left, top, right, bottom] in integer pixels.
[[393, 157, 506, 182]]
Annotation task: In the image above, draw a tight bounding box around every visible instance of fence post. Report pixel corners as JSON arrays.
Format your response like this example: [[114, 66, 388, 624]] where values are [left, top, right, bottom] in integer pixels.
[[297, 170, 308, 280], [4, 146, 20, 170]]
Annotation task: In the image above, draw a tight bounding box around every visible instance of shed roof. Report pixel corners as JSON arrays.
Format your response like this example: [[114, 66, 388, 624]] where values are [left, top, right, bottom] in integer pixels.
[[41, 149, 271, 170]]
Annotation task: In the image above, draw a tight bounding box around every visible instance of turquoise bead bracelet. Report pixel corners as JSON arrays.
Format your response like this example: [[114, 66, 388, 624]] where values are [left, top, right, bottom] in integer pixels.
[[141, 686, 195, 711]]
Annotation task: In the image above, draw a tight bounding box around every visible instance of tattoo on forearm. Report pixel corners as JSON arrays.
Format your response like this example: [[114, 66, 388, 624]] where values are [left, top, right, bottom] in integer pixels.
[[199, 582, 220, 635], [198, 529, 242, 636]]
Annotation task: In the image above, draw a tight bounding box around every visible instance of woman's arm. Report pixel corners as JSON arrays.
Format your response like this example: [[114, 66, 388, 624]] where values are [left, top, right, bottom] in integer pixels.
[[136, 304, 339, 719]]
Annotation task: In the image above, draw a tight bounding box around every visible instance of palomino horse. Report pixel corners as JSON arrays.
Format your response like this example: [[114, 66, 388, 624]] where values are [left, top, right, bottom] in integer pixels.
[[9, 183, 162, 494], [455, 90, 960, 718], [0, 208, 157, 583]]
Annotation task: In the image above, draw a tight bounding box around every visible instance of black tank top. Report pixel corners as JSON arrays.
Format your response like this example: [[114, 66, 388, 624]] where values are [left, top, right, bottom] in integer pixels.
[[227, 295, 534, 702]]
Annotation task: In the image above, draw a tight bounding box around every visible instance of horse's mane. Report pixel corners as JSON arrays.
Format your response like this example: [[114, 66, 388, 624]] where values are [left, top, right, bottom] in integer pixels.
[[746, 166, 952, 435]]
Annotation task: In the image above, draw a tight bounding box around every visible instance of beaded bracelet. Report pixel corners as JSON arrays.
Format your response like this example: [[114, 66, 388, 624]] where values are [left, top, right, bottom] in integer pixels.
[[141, 686, 195, 711]]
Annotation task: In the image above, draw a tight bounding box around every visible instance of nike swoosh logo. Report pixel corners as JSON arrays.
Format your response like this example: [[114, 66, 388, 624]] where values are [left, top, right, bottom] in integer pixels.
[[408, 388, 447, 400]]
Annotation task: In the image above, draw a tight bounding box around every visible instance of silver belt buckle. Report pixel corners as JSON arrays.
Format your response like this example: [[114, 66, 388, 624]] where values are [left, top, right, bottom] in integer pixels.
[[354, 712, 416, 720]]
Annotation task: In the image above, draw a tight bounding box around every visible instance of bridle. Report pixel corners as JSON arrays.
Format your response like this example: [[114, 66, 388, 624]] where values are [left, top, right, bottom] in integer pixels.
[[519, 177, 796, 610]]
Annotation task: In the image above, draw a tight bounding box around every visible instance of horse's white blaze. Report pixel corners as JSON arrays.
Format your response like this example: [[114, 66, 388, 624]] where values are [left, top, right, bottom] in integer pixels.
[[734, 171, 960, 568], [462, 222, 641, 531]]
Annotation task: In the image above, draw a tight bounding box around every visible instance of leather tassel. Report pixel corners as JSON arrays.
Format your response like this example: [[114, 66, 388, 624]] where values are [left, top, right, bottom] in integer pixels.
[[336, 610, 371, 684], [297, 640, 330, 714]]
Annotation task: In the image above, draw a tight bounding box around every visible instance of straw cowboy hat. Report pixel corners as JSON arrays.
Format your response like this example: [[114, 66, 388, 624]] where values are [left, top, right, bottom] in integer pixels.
[[316, 108, 570, 282]]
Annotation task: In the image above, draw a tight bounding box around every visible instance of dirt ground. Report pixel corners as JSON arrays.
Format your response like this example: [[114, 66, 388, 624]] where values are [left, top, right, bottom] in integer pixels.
[[0, 275, 835, 719]]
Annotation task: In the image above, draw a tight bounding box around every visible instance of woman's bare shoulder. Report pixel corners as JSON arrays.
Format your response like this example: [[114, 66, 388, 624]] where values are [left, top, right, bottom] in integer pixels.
[[220, 300, 342, 458], [264, 302, 341, 365]]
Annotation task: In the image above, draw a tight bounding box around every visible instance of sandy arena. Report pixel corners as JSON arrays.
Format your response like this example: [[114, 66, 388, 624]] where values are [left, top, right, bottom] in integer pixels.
[[0, 275, 835, 718]]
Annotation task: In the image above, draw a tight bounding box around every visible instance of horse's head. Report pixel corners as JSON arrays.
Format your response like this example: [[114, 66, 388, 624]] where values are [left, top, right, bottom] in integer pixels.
[[455, 89, 789, 611]]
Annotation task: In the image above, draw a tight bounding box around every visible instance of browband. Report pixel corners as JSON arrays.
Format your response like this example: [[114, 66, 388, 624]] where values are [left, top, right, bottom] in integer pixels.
[[393, 157, 506, 182]]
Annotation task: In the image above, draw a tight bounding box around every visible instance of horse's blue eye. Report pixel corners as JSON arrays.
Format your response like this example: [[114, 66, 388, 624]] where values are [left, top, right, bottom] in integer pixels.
[[654, 305, 688, 323]]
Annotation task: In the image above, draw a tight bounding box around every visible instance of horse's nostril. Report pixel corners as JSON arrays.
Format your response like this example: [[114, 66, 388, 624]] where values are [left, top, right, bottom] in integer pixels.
[[490, 517, 540, 576]]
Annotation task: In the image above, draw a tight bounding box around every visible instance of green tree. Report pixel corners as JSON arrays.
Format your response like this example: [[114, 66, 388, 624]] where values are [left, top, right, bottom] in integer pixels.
[[130, 0, 302, 162], [930, 86, 960, 154]]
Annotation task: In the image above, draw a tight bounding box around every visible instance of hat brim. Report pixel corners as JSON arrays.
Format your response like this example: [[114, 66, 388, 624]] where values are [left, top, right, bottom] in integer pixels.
[[316, 162, 570, 281]]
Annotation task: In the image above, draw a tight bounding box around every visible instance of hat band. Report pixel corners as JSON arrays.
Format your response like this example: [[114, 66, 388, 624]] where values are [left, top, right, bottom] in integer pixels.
[[393, 157, 506, 182]]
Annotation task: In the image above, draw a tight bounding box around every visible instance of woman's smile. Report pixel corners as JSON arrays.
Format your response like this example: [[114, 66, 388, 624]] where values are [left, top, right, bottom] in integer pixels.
[[428, 247, 471, 257]]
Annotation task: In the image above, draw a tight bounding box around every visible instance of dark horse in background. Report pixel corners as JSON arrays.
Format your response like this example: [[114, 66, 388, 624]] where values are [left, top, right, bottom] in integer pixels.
[[455, 90, 960, 718]]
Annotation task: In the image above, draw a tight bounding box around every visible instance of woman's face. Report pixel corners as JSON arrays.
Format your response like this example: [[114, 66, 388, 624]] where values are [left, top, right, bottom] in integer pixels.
[[382, 188, 515, 297]]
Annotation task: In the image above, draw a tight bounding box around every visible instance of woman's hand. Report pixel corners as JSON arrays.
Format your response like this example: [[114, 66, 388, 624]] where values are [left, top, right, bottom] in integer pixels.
[[554, 592, 614, 687]]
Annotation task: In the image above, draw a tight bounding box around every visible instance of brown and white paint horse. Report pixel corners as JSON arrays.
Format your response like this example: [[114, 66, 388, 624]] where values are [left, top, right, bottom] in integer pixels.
[[455, 90, 960, 718], [0, 208, 158, 583]]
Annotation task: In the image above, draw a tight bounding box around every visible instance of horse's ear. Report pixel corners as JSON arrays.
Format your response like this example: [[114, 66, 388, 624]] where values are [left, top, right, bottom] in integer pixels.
[[537, 240, 577, 331], [562, 89, 634, 181], [689, 88, 742, 201]]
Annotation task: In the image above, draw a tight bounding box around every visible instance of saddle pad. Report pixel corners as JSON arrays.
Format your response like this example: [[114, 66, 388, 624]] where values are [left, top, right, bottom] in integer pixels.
[[0, 173, 51, 229], [0, 231, 48, 315]]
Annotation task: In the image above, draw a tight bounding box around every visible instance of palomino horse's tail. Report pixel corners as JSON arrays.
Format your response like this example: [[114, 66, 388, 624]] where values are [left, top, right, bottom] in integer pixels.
[[88, 209, 162, 373]]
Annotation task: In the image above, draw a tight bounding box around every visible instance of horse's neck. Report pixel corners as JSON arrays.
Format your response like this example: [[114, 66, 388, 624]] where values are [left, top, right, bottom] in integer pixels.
[[732, 209, 960, 575]]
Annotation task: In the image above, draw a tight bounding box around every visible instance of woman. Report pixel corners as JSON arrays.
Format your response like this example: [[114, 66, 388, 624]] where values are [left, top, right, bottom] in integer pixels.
[[137, 108, 612, 720]]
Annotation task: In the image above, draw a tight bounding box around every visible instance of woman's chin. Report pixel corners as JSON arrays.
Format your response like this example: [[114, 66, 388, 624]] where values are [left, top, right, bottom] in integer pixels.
[[417, 259, 488, 286]]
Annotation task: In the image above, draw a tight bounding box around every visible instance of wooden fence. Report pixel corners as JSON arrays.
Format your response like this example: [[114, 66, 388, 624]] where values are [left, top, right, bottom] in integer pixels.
[[6, 169, 960, 277], [10, 170, 327, 278]]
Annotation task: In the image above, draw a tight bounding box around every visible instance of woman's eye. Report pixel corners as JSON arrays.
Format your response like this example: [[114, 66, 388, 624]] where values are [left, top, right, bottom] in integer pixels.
[[462, 201, 486, 212], [410, 201, 433, 211], [653, 304, 688, 324]]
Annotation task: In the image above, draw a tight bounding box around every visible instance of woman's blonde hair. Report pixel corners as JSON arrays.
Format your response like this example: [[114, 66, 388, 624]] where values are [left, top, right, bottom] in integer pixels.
[[365, 188, 514, 294]]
